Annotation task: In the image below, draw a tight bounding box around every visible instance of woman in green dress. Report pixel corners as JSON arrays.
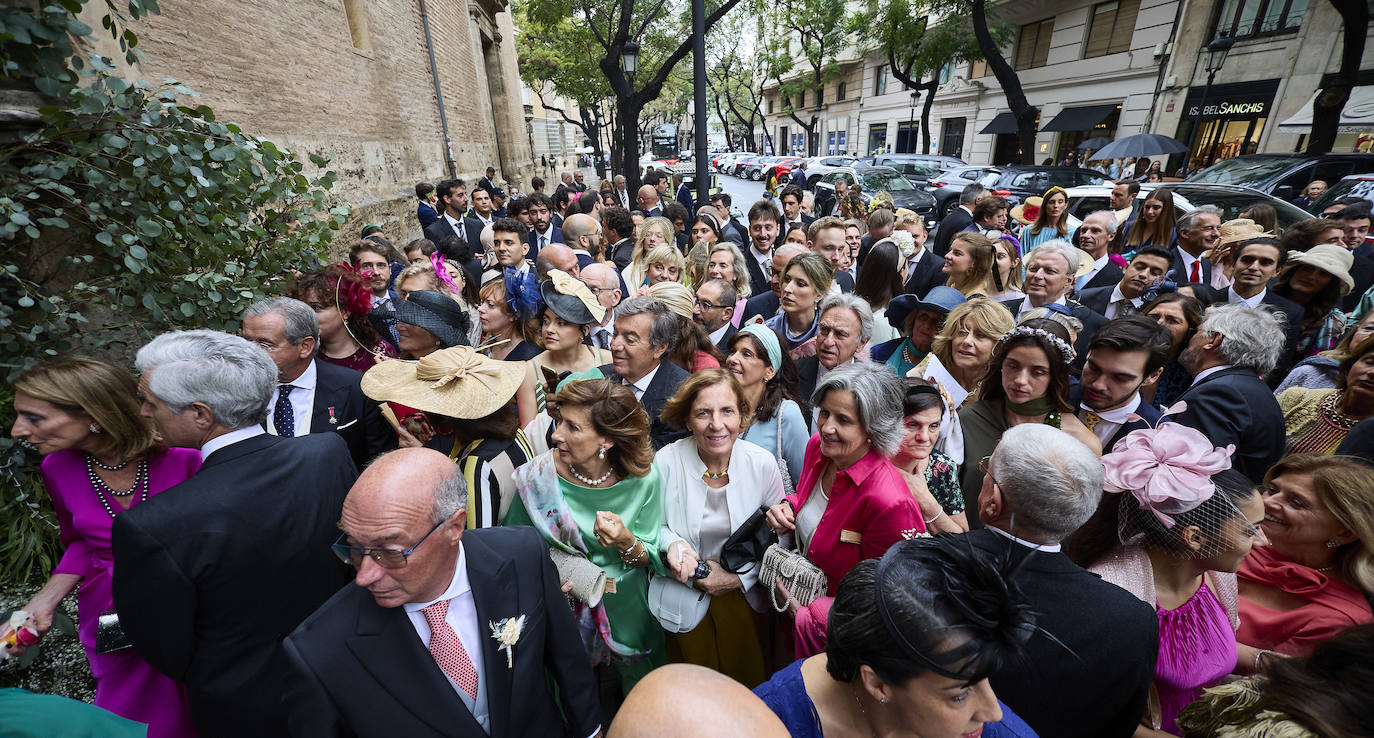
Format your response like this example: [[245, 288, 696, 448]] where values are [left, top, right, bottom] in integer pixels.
[[507, 377, 666, 696]]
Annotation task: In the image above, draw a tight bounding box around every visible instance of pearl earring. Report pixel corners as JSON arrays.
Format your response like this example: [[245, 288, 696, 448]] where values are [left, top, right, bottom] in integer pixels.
[[89, 424, 101, 433], [1327, 539, 1340, 548], [598, 447, 606, 459]]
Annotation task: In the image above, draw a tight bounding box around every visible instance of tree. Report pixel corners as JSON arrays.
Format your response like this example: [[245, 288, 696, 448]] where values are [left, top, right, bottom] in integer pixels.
[[1306, 0, 1369, 154], [960, 0, 1037, 163], [757, 0, 850, 156], [517, 0, 744, 192], [851, 0, 1010, 155], [706, 15, 771, 152]]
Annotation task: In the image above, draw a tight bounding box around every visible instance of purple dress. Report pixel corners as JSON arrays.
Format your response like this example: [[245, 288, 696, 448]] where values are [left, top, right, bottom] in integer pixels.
[[1155, 580, 1236, 733], [44, 446, 202, 738]]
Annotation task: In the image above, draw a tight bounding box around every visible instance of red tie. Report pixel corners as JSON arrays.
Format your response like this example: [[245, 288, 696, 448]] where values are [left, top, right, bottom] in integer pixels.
[[421, 599, 479, 699], [1189, 260, 1200, 284]]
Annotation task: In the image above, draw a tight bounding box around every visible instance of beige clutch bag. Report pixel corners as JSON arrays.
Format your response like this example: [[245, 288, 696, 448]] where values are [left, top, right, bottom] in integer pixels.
[[548, 547, 607, 607]]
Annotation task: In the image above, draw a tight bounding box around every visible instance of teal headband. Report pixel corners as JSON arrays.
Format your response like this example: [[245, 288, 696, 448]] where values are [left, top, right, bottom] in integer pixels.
[[740, 323, 782, 371]]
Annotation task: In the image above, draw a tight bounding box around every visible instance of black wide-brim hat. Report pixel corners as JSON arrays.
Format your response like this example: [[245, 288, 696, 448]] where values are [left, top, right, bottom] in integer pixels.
[[392, 290, 471, 348]]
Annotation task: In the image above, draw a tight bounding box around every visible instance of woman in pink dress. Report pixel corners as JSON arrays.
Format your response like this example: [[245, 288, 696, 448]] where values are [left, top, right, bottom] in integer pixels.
[[1064, 423, 1269, 735], [9, 358, 201, 738]]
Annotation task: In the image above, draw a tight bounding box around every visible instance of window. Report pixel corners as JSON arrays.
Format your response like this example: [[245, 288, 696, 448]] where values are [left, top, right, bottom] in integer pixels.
[[343, 0, 372, 52], [874, 65, 888, 96], [938, 63, 953, 85], [1085, 0, 1139, 58], [768, 98, 774, 114], [1014, 19, 1054, 70], [798, 90, 805, 108], [969, 59, 988, 78], [837, 82, 847, 101], [1213, 0, 1307, 39]]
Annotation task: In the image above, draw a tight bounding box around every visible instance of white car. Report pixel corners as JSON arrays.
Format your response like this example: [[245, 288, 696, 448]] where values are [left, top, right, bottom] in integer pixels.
[[798, 155, 861, 189], [1062, 182, 1313, 231]]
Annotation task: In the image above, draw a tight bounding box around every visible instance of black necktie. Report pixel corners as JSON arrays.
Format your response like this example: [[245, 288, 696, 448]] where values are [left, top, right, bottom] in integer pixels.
[[273, 384, 295, 437], [596, 330, 610, 349]]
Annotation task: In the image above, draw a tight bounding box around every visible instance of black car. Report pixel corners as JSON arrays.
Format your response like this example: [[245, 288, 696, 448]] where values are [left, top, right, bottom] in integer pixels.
[[871, 154, 965, 187], [1186, 153, 1374, 204], [814, 166, 936, 219], [930, 166, 1111, 219]]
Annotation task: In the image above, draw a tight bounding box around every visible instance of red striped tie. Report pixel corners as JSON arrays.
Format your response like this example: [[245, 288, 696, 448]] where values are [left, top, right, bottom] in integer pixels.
[[421, 599, 479, 699], [1189, 260, 1200, 284]]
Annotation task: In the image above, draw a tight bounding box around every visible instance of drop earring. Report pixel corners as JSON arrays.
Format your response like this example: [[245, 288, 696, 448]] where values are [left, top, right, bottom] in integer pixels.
[[1327, 539, 1340, 548], [89, 424, 101, 433], [598, 447, 606, 459]]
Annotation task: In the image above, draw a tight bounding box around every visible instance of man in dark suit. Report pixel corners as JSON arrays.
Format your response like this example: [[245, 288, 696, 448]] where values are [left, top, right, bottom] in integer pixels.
[[242, 298, 395, 471], [284, 448, 601, 738], [603, 206, 637, 270], [1191, 237, 1304, 384], [790, 160, 808, 189], [808, 216, 860, 294], [902, 219, 946, 298], [424, 179, 485, 263], [931, 183, 984, 257], [972, 423, 1157, 738], [693, 279, 738, 354], [1076, 246, 1173, 319], [524, 193, 561, 260], [1172, 205, 1222, 285], [416, 182, 440, 230], [636, 184, 663, 218], [744, 200, 783, 299], [114, 330, 359, 737], [1078, 316, 1173, 453], [710, 193, 747, 245], [774, 185, 813, 248], [740, 243, 805, 323], [477, 166, 497, 195], [674, 172, 694, 214], [999, 240, 1108, 358], [1109, 179, 1140, 240], [598, 296, 690, 449], [1075, 210, 1126, 293], [1173, 302, 1288, 482], [795, 294, 872, 426]]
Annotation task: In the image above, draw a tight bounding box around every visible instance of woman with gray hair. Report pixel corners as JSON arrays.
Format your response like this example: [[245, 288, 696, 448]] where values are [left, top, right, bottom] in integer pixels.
[[765, 362, 926, 658]]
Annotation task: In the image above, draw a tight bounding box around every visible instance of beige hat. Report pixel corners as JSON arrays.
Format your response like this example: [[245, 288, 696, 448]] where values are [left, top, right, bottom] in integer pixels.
[[648, 281, 695, 320], [1009, 196, 1043, 226], [1216, 218, 1270, 248], [1287, 244, 1355, 295], [360, 346, 526, 419]]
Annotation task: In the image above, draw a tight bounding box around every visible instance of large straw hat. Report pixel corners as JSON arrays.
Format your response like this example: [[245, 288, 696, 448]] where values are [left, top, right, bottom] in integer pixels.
[[1009, 196, 1043, 226], [1216, 218, 1269, 248], [1287, 244, 1355, 295], [360, 345, 526, 419]]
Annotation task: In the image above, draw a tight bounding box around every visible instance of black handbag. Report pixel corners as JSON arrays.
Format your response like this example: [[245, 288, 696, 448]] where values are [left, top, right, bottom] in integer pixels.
[[720, 505, 778, 574]]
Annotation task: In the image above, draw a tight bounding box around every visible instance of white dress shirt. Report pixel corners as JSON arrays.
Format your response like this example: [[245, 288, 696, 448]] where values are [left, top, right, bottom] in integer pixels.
[[265, 360, 316, 437], [750, 244, 771, 275], [707, 321, 731, 347], [404, 544, 491, 733], [624, 364, 659, 401], [1190, 364, 1234, 387], [988, 524, 1062, 552], [1103, 284, 1144, 320], [1075, 254, 1111, 292], [1078, 393, 1141, 448], [1227, 286, 1266, 308], [199, 425, 266, 462], [445, 213, 468, 243]]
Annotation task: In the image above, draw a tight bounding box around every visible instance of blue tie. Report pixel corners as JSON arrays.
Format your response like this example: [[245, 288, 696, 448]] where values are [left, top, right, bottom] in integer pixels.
[[273, 384, 295, 437]]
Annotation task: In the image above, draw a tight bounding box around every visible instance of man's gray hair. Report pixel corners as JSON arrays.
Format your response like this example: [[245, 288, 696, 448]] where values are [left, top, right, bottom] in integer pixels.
[[819, 292, 875, 344], [430, 463, 469, 524], [702, 278, 737, 308], [1086, 209, 1118, 232], [959, 183, 987, 207], [990, 423, 1104, 541], [135, 330, 278, 429], [1027, 239, 1081, 275], [811, 363, 904, 456], [245, 296, 319, 350], [1198, 302, 1285, 375], [616, 296, 676, 350], [1177, 205, 1223, 233]]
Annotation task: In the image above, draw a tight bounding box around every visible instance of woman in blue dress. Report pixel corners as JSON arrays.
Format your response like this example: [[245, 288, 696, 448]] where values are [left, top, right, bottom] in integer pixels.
[[755, 536, 1040, 738]]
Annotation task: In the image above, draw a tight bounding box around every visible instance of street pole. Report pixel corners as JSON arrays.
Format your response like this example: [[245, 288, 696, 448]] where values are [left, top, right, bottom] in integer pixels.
[[692, 0, 709, 206], [1181, 36, 1234, 175]]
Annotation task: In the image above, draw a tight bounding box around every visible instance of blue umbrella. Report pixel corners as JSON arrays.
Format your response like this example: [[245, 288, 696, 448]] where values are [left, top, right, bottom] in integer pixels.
[[1089, 133, 1188, 161], [1076, 136, 1113, 151]]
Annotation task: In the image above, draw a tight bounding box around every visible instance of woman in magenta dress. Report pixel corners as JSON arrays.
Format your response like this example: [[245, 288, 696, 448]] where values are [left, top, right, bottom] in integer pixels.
[[9, 358, 200, 738], [1064, 422, 1269, 735]]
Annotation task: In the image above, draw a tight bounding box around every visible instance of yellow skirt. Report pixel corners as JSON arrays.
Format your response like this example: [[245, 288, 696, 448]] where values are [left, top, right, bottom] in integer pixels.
[[666, 589, 768, 688]]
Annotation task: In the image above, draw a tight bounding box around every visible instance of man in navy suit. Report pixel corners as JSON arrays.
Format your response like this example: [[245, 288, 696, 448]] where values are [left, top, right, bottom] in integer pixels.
[[1077, 316, 1173, 453], [1076, 246, 1173, 319], [424, 179, 485, 263], [931, 183, 984, 257], [901, 219, 946, 298], [1172, 303, 1287, 483], [524, 193, 561, 260], [743, 200, 782, 299], [1074, 210, 1125, 293], [416, 182, 439, 229], [1171, 206, 1222, 285], [999, 240, 1108, 359], [597, 296, 689, 450]]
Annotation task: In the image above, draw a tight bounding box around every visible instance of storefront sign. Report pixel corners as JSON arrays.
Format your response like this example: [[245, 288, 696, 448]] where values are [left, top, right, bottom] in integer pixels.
[[1183, 79, 1281, 120]]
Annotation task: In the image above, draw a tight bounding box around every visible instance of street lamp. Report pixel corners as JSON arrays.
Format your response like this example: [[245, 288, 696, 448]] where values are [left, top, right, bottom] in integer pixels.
[[1182, 35, 1236, 174], [907, 89, 921, 154], [620, 40, 640, 81]]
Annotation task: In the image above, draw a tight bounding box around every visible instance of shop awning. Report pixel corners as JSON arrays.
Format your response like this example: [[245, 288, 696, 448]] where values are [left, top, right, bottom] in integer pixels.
[[979, 112, 1018, 135], [1278, 86, 1374, 131], [1041, 104, 1120, 132]]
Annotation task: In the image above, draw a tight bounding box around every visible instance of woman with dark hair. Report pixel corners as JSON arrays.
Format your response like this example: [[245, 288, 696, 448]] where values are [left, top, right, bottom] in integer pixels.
[[1143, 293, 1206, 408], [942, 231, 998, 297], [1065, 423, 1268, 734], [524, 270, 613, 411], [290, 264, 398, 372], [958, 319, 1101, 516], [1239, 202, 1278, 235], [1275, 308, 1374, 393], [689, 212, 723, 246], [728, 324, 808, 488], [1270, 244, 1352, 359], [601, 189, 618, 209], [477, 268, 543, 361], [1018, 186, 1080, 251], [1278, 217, 1345, 256], [1278, 336, 1374, 454], [8, 360, 201, 737], [857, 240, 906, 343], [892, 380, 969, 533], [754, 537, 1038, 738], [509, 378, 666, 692], [1122, 189, 1178, 254]]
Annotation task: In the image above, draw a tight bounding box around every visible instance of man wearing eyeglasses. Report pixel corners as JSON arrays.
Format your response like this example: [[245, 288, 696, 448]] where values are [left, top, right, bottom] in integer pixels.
[[284, 448, 601, 738], [692, 278, 737, 353]]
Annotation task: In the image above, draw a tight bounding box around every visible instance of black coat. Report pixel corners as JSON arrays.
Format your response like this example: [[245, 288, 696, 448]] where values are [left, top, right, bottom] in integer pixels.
[[1172, 366, 1285, 483], [598, 361, 691, 449], [112, 432, 358, 737], [1191, 286, 1305, 385], [1075, 285, 1116, 317], [1079, 259, 1124, 292], [714, 324, 739, 355], [903, 249, 947, 299], [283, 527, 601, 738], [968, 530, 1157, 738], [424, 216, 486, 261], [1170, 247, 1212, 285], [932, 206, 974, 257], [607, 237, 635, 271], [796, 355, 821, 414], [1102, 398, 1164, 453], [269, 359, 396, 471], [526, 225, 563, 261], [740, 291, 779, 323], [744, 251, 771, 300]]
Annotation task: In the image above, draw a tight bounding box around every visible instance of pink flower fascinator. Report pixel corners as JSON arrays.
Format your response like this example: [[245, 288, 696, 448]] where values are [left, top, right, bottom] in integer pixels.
[[1101, 422, 1234, 528]]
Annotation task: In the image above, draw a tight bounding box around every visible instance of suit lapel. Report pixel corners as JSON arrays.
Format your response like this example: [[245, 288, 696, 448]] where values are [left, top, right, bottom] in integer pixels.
[[347, 599, 481, 736], [463, 535, 517, 738], [310, 361, 341, 430]]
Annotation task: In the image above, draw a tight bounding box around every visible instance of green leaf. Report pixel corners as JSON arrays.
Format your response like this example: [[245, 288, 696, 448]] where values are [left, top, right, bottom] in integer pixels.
[[129, 244, 148, 259]]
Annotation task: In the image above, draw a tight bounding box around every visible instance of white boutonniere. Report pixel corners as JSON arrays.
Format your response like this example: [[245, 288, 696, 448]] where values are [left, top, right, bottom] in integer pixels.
[[489, 615, 526, 668]]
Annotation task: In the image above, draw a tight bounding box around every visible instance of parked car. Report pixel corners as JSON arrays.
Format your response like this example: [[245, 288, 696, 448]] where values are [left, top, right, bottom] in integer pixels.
[[1062, 182, 1313, 232], [713, 152, 744, 171], [1186, 153, 1374, 204], [727, 154, 760, 177], [1307, 173, 1374, 213], [929, 166, 1111, 220], [872, 154, 966, 187], [926, 165, 1006, 218], [742, 156, 788, 181], [763, 157, 806, 184], [814, 166, 937, 219], [801, 155, 861, 188]]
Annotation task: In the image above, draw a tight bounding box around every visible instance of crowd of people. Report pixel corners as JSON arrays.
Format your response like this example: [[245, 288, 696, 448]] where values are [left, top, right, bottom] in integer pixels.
[[5, 165, 1374, 738]]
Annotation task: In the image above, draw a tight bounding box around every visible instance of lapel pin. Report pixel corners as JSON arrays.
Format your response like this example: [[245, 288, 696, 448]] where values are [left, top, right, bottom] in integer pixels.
[[328, 407, 338, 425]]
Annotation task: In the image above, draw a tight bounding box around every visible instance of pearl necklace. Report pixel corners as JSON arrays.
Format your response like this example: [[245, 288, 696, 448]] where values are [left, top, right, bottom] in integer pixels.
[[570, 463, 614, 486], [85, 454, 148, 518], [89, 455, 130, 471]]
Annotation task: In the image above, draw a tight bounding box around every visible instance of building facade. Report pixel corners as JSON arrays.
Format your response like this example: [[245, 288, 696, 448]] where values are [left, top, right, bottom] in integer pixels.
[[86, 0, 535, 246]]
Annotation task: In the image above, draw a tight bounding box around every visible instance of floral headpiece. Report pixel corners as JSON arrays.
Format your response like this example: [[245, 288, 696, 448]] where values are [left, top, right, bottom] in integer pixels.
[[1020, 204, 1040, 223], [996, 325, 1074, 363], [503, 267, 543, 323], [331, 263, 375, 316], [1101, 417, 1234, 528], [430, 253, 462, 294]]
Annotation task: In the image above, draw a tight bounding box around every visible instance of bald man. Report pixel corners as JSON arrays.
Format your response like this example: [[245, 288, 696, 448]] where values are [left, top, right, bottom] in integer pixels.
[[284, 448, 601, 738], [535, 243, 581, 280], [637, 185, 662, 218], [608, 665, 789, 738], [560, 213, 601, 267]]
